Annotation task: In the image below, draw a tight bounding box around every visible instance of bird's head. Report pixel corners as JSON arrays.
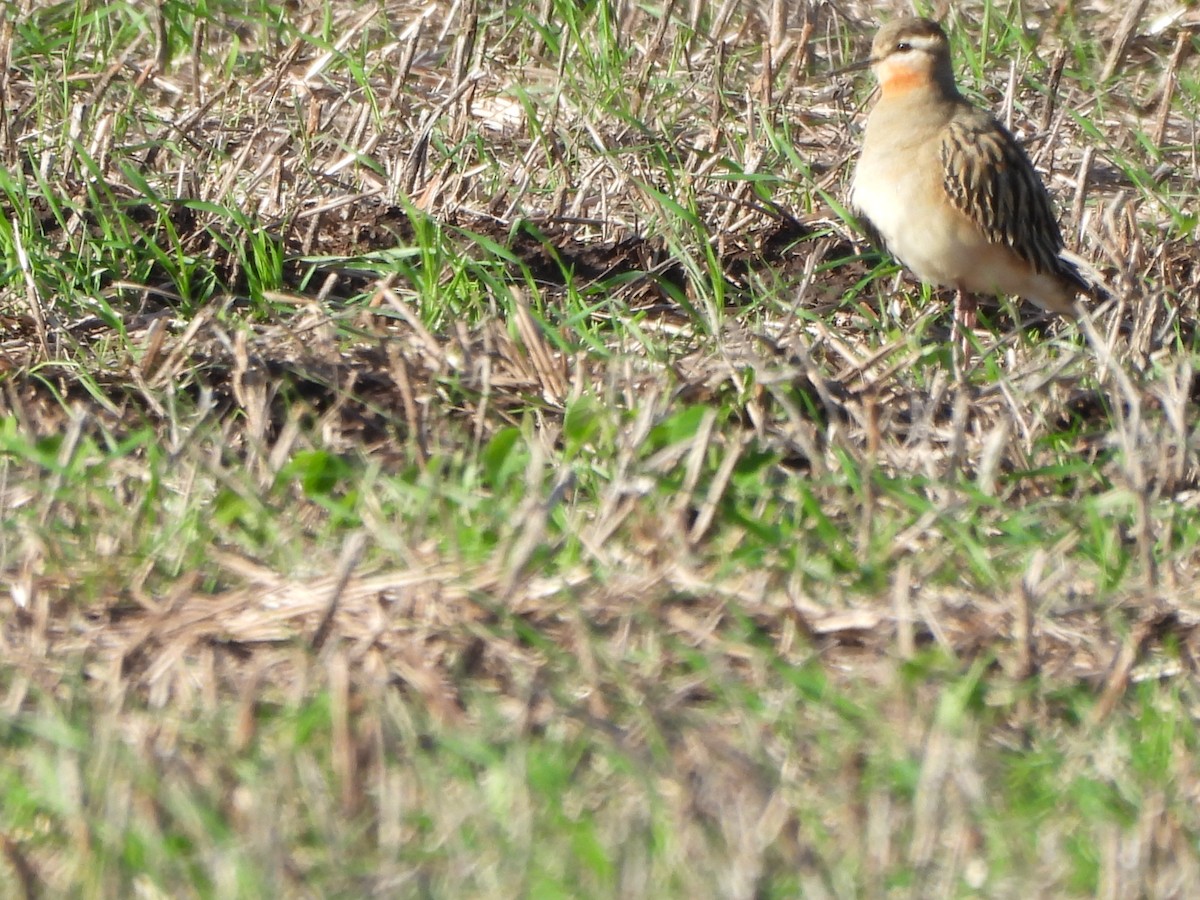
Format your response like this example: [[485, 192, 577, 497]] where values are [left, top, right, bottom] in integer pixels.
[[840, 18, 957, 99]]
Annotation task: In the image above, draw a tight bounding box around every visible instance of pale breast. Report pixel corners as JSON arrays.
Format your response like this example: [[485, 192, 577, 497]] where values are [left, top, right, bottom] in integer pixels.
[[851, 116, 966, 287]]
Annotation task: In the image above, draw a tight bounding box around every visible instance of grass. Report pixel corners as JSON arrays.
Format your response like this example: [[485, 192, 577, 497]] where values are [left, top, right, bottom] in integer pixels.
[[0, 0, 1198, 895]]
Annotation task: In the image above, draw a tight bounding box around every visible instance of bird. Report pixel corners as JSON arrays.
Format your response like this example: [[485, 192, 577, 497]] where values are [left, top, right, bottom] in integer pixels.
[[843, 17, 1105, 363]]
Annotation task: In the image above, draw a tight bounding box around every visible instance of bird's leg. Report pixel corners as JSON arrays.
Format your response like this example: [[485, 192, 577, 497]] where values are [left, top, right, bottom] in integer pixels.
[[952, 288, 977, 377]]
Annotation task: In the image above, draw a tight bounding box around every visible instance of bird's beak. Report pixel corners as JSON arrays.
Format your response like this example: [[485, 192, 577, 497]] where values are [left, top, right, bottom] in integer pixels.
[[829, 56, 874, 77]]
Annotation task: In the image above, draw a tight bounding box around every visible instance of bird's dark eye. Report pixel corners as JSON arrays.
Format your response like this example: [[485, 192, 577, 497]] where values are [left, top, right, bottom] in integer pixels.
[[896, 41, 912, 52]]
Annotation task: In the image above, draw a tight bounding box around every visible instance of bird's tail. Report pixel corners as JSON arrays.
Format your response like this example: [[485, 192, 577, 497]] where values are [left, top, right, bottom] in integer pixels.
[[1059, 249, 1112, 302]]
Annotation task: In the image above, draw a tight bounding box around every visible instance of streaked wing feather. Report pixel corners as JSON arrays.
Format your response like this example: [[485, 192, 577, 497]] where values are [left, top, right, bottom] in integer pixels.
[[940, 114, 1064, 277]]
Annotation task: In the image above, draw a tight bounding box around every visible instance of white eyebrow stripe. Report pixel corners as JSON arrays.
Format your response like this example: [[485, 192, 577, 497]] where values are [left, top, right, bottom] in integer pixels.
[[901, 34, 942, 51]]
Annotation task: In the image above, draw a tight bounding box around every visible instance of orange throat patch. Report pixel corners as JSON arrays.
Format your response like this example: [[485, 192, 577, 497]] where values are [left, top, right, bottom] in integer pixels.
[[876, 61, 930, 98]]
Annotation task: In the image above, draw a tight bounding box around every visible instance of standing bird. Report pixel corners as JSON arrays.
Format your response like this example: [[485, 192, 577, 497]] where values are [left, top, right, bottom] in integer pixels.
[[844, 17, 1104, 361]]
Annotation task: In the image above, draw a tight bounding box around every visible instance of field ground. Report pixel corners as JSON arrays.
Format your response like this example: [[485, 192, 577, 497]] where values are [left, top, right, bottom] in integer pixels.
[[1, 0, 1199, 895]]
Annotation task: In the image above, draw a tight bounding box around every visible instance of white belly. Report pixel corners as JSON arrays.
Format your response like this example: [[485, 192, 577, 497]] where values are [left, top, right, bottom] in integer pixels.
[[851, 149, 973, 289]]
